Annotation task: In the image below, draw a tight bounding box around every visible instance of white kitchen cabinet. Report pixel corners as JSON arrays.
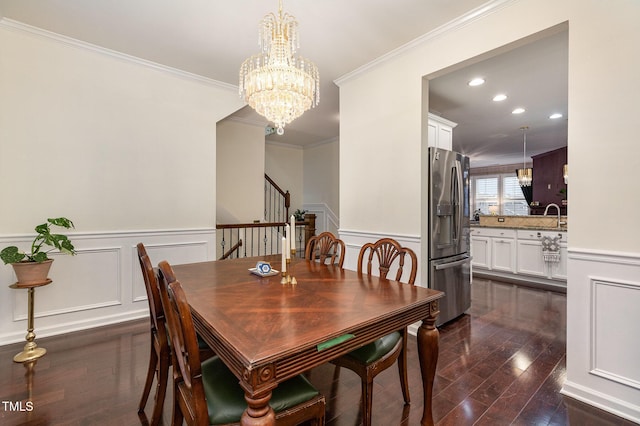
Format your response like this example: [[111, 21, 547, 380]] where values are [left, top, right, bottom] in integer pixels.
[[471, 227, 567, 288], [470, 227, 516, 272], [491, 236, 516, 273], [427, 113, 457, 151], [550, 243, 568, 280], [516, 239, 547, 277], [471, 235, 491, 269], [517, 230, 567, 279]]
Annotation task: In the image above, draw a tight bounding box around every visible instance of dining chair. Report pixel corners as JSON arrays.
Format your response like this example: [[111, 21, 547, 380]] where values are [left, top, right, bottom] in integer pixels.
[[331, 237, 417, 426], [304, 231, 346, 268], [136, 243, 214, 426], [157, 260, 326, 426], [136, 243, 172, 426]]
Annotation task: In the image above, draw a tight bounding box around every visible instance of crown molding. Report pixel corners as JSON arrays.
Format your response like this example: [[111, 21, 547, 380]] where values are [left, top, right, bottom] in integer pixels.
[[265, 140, 304, 150], [226, 115, 266, 128], [305, 136, 339, 150], [334, 0, 517, 86], [0, 18, 238, 93]]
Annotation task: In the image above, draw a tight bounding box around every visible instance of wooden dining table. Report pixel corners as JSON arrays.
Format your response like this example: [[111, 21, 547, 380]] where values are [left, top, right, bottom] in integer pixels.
[[172, 254, 443, 426]]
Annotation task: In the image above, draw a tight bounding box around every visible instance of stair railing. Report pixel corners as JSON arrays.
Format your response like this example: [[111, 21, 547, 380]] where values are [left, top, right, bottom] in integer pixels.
[[216, 214, 316, 260], [264, 174, 290, 223]]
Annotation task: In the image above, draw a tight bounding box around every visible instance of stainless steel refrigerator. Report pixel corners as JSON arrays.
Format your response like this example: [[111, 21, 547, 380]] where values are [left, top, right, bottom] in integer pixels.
[[427, 147, 472, 326]]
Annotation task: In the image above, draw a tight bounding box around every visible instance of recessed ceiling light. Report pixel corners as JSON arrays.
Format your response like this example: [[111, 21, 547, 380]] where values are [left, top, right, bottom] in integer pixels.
[[512, 107, 525, 114], [549, 113, 563, 119], [493, 94, 507, 102], [468, 78, 485, 87]]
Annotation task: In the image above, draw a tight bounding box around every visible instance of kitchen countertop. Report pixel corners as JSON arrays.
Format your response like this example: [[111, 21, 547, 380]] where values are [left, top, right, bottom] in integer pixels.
[[471, 223, 567, 232], [471, 215, 568, 231]]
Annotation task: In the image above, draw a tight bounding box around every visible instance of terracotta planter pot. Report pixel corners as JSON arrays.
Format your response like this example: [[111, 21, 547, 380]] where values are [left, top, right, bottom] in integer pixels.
[[11, 259, 54, 285]]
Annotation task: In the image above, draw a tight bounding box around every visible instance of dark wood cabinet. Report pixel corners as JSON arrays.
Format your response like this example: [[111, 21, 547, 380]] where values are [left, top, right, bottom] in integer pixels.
[[530, 204, 567, 216], [531, 146, 567, 215]]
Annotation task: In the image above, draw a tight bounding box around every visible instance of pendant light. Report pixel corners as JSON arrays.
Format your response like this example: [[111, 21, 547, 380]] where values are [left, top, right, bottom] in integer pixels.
[[239, 0, 320, 136], [517, 126, 532, 187]]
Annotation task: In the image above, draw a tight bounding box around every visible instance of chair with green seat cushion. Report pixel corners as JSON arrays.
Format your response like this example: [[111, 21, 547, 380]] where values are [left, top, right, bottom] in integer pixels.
[[330, 238, 417, 426], [136, 243, 214, 426], [158, 260, 325, 426], [201, 356, 321, 425]]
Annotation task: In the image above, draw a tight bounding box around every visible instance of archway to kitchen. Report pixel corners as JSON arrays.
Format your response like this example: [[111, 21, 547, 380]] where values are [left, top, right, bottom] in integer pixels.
[[420, 22, 569, 319]]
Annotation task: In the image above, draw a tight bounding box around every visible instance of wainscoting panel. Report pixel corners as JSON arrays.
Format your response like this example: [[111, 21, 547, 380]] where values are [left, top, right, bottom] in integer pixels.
[[0, 229, 216, 346], [131, 240, 210, 302], [590, 278, 640, 390], [562, 248, 640, 423], [12, 247, 122, 321]]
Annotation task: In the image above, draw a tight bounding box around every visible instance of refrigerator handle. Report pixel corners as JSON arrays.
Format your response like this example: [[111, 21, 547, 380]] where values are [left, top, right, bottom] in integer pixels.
[[453, 160, 463, 243], [434, 256, 473, 270]]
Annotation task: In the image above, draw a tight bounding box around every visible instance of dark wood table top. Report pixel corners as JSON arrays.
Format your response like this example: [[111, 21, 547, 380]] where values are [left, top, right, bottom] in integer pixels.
[[174, 255, 441, 363], [172, 254, 443, 425]]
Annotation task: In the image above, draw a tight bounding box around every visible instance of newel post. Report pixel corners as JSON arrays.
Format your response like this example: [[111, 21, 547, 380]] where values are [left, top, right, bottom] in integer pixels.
[[304, 213, 316, 243], [284, 191, 290, 221]]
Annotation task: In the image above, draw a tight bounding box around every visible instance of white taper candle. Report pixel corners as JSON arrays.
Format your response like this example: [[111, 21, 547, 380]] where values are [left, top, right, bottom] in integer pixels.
[[290, 215, 296, 251], [285, 224, 291, 259], [281, 237, 286, 272]]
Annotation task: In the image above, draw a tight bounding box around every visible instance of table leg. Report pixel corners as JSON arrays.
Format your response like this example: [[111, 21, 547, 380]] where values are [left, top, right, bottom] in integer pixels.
[[241, 390, 276, 426], [417, 300, 440, 426], [14, 287, 47, 363]]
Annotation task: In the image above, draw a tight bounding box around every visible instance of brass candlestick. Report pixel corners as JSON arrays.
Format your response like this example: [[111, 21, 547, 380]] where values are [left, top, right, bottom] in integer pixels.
[[280, 257, 297, 285]]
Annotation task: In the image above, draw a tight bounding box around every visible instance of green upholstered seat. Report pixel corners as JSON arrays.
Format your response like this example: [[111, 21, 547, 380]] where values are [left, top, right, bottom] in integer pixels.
[[345, 332, 402, 365], [201, 356, 320, 425]]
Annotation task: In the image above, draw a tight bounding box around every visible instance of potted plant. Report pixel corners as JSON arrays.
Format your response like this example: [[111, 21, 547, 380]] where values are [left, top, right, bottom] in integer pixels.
[[1, 217, 76, 285], [293, 209, 307, 221]]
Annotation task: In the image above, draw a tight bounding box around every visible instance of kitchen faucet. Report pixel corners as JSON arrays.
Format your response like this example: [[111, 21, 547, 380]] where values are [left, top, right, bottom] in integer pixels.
[[543, 203, 566, 229]]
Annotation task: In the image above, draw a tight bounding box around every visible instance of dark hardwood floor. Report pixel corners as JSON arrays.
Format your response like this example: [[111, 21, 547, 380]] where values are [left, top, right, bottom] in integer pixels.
[[0, 277, 635, 425]]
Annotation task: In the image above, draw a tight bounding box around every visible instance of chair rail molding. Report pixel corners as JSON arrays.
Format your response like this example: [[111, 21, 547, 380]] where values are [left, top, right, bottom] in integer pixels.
[[0, 228, 216, 346]]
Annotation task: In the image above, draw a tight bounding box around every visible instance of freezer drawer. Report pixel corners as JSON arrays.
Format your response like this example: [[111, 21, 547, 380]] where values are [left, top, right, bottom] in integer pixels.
[[429, 254, 471, 326]]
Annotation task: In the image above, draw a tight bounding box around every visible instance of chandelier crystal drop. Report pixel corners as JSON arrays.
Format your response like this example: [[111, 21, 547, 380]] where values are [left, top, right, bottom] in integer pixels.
[[239, 0, 319, 136], [517, 126, 532, 187]]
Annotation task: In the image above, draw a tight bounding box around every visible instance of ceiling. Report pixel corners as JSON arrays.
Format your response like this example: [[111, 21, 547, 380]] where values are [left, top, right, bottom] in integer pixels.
[[429, 29, 568, 167], [0, 0, 567, 167]]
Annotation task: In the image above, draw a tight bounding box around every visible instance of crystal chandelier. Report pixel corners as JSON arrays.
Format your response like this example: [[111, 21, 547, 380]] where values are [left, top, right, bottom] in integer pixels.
[[239, 0, 319, 136], [517, 126, 532, 187]]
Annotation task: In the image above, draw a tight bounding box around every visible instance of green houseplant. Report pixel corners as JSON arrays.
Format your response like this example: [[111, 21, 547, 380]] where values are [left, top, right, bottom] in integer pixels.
[[293, 209, 307, 221], [1, 217, 76, 284]]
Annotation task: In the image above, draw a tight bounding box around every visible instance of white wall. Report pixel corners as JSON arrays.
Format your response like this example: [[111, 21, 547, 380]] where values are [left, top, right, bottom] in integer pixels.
[[0, 21, 243, 344], [563, 1, 640, 421], [265, 142, 304, 216], [337, 0, 640, 421], [303, 139, 340, 234], [216, 119, 265, 223]]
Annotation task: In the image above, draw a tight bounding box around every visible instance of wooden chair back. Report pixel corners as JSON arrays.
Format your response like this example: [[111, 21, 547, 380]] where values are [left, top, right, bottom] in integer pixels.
[[158, 260, 209, 425], [138, 244, 165, 336], [357, 238, 417, 284], [305, 231, 346, 267], [137, 243, 172, 425]]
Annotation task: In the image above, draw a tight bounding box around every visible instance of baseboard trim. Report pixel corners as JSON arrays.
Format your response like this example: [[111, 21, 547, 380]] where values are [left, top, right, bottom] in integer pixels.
[[561, 380, 640, 424], [473, 270, 567, 293], [0, 309, 149, 346]]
